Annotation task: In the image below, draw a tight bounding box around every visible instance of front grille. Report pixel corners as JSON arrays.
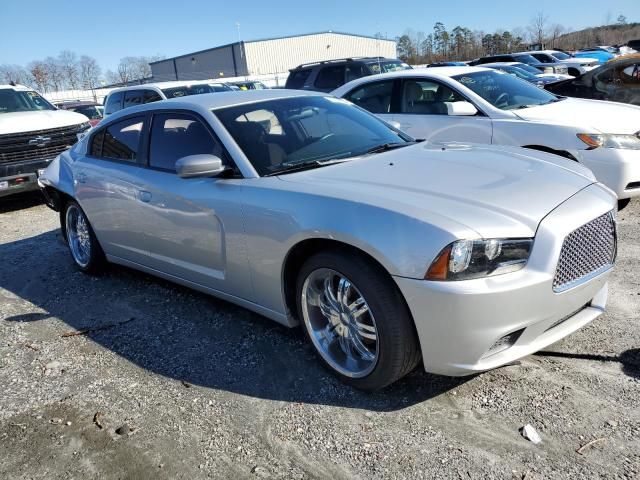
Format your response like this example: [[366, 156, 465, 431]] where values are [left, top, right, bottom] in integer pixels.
[[553, 212, 616, 292], [0, 124, 86, 165]]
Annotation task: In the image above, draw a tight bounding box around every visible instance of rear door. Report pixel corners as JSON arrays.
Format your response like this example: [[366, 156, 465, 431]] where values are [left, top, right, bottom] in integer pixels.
[[341, 79, 397, 125], [74, 114, 150, 264], [391, 78, 493, 143]]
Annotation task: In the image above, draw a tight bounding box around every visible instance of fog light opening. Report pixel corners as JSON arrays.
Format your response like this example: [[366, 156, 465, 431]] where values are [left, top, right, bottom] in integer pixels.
[[482, 328, 524, 359]]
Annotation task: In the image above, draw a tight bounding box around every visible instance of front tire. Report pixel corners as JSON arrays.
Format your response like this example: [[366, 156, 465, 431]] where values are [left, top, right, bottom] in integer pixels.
[[296, 250, 421, 390], [62, 201, 105, 274]]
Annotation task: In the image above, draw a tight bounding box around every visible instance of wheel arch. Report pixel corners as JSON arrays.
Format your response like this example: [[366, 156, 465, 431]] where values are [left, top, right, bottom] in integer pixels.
[[281, 238, 407, 327]]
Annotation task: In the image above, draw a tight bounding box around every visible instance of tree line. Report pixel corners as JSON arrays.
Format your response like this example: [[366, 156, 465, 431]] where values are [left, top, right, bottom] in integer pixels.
[[394, 12, 634, 64], [0, 52, 164, 93]]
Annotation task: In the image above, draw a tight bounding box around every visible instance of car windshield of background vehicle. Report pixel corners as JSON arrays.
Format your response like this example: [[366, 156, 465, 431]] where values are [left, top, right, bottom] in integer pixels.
[[551, 51, 571, 60], [0, 90, 56, 113], [514, 54, 543, 65], [214, 96, 410, 176], [516, 63, 545, 75], [453, 70, 560, 110], [368, 61, 412, 74], [73, 106, 102, 120], [161, 84, 214, 98]]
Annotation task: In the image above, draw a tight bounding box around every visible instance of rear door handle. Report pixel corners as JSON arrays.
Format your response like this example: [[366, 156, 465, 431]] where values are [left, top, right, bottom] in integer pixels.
[[138, 190, 152, 203]]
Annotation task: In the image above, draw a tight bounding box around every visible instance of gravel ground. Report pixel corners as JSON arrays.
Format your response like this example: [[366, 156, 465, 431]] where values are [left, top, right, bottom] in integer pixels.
[[0, 192, 639, 479]]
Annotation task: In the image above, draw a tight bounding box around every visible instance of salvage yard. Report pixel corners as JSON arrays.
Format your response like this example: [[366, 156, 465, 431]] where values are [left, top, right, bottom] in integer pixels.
[[0, 193, 639, 479]]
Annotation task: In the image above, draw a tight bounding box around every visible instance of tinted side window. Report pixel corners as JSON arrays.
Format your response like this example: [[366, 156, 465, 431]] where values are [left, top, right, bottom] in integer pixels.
[[286, 70, 313, 89], [149, 113, 222, 171], [314, 65, 346, 89], [144, 89, 163, 103], [102, 116, 144, 162], [90, 130, 105, 156], [344, 80, 394, 114], [401, 80, 463, 115], [345, 64, 368, 83], [123, 90, 144, 109], [104, 91, 124, 115]]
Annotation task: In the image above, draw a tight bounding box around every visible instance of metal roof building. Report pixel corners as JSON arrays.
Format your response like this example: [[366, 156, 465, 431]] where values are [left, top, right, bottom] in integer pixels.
[[150, 31, 397, 81]]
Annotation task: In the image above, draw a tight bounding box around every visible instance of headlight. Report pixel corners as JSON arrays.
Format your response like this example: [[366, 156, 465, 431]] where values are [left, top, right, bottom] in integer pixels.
[[577, 133, 640, 150], [426, 238, 533, 281]]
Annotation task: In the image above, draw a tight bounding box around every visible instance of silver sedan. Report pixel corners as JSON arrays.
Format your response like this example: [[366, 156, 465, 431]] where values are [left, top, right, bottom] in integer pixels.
[[39, 90, 617, 390]]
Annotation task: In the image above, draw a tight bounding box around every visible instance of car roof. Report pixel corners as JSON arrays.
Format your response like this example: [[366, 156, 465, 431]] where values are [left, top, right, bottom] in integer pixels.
[[366, 66, 490, 79]]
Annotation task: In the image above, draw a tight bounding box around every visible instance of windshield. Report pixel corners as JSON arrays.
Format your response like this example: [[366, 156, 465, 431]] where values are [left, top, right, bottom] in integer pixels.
[[368, 61, 412, 74], [513, 63, 543, 75], [0, 89, 56, 114], [161, 84, 215, 98], [513, 54, 542, 65], [453, 70, 559, 110], [551, 51, 571, 60], [214, 96, 410, 176]]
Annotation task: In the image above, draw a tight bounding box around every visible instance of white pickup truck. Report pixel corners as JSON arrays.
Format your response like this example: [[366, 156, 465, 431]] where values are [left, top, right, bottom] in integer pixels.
[[0, 84, 90, 198]]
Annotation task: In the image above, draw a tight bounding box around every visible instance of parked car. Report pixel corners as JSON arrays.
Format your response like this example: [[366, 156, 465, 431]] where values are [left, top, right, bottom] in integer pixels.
[[103, 81, 224, 117], [482, 62, 568, 87], [285, 57, 411, 92], [207, 83, 235, 92], [58, 101, 104, 127], [527, 50, 598, 76], [427, 62, 467, 67], [573, 48, 616, 64], [0, 84, 91, 198], [230, 81, 268, 90], [39, 90, 617, 389], [333, 67, 640, 209], [471, 54, 569, 75], [546, 55, 640, 106]]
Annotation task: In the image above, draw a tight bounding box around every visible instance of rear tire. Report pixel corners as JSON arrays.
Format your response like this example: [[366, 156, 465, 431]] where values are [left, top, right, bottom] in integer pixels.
[[62, 200, 106, 274], [296, 250, 421, 391]]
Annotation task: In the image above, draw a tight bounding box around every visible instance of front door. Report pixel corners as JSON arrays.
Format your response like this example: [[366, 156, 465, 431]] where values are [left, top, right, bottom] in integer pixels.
[[392, 78, 493, 144]]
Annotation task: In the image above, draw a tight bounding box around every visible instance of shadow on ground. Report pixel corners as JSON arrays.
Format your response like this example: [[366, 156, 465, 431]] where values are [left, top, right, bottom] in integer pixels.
[[1, 230, 469, 411], [0, 191, 44, 214], [534, 349, 640, 379]]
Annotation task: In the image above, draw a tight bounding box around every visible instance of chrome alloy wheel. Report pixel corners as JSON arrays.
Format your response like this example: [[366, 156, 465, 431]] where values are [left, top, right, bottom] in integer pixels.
[[301, 268, 379, 378], [65, 204, 92, 268]]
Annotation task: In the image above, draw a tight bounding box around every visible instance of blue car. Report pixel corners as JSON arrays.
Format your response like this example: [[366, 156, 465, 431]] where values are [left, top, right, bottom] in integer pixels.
[[573, 48, 615, 64]]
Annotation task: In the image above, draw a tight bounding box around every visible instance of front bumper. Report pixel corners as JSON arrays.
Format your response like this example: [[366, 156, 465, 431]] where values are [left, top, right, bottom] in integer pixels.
[[394, 184, 616, 376], [0, 158, 54, 198], [576, 147, 640, 199]]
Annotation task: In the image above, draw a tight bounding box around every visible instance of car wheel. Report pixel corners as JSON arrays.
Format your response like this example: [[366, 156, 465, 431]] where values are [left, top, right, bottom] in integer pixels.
[[63, 201, 105, 273], [296, 250, 421, 390], [618, 198, 631, 211]]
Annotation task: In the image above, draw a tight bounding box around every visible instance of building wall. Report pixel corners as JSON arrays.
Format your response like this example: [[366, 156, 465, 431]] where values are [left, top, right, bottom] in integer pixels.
[[245, 33, 396, 75], [151, 44, 248, 81], [151, 33, 397, 81]]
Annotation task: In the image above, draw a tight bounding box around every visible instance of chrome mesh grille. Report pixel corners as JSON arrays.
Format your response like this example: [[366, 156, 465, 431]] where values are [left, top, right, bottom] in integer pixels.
[[553, 211, 616, 292]]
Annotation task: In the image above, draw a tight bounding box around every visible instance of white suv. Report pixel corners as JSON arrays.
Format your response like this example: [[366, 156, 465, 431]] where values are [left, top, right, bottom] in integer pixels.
[[528, 50, 599, 77], [103, 81, 224, 117], [333, 67, 640, 208], [0, 84, 90, 198]]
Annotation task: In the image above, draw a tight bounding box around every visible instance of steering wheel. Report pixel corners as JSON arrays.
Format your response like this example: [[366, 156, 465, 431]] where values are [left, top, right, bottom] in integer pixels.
[[494, 92, 510, 108]]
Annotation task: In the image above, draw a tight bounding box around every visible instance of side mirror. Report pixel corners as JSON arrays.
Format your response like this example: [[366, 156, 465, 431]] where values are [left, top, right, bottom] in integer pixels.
[[446, 101, 478, 116], [176, 154, 227, 179]]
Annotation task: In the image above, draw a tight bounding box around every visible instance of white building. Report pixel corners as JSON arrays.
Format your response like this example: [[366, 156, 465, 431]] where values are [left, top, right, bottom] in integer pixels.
[[150, 31, 397, 82]]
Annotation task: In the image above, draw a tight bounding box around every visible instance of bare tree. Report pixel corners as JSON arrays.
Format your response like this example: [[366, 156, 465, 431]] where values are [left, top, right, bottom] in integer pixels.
[[58, 50, 80, 90], [79, 55, 101, 90], [528, 12, 549, 45], [43, 56, 64, 91], [28, 61, 49, 92], [549, 24, 565, 48], [0, 64, 30, 85]]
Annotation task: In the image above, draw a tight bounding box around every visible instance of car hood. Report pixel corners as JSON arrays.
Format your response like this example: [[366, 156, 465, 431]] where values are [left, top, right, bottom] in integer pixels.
[[513, 98, 640, 134], [279, 143, 595, 238], [0, 110, 89, 135]]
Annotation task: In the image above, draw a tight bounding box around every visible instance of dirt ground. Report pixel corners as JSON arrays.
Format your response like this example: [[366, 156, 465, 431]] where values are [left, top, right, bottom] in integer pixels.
[[0, 192, 639, 480]]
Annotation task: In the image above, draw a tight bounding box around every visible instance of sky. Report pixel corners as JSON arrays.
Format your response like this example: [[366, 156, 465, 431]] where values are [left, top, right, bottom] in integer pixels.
[[1, 0, 637, 71]]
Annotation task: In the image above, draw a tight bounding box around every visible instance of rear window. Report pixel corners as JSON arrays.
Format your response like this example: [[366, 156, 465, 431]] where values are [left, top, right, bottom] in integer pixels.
[[286, 69, 312, 89], [104, 91, 124, 115], [73, 105, 102, 120], [123, 90, 144, 109]]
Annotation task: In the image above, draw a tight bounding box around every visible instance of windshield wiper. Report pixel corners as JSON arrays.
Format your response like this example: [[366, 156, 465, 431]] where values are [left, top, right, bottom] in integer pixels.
[[264, 158, 350, 177], [364, 141, 417, 155]]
